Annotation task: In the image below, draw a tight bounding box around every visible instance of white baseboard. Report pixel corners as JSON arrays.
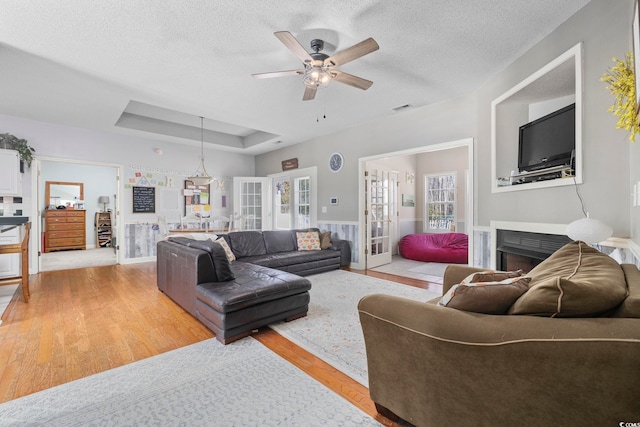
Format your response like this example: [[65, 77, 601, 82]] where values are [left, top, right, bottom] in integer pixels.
[[121, 256, 156, 265]]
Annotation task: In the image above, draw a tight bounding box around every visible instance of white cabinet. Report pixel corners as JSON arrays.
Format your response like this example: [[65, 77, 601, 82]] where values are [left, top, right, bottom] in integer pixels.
[[0, 227, 19, 279], [0, 150, 20, 196]]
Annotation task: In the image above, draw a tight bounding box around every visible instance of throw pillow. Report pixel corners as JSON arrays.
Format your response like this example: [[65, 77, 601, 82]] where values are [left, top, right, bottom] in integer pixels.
[[211, 241, 235, 281], [438, 276, 531, 314], [216, 237, 236, 262], [460, 269, 523, 284], [319, 231, 332, 250], [296, 231, 321, 251], [509, 241, 628, 317]]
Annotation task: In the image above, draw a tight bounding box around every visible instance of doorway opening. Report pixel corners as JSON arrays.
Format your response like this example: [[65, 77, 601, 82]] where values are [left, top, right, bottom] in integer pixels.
[[359, 138, 474, 275], [35, 158, 121, 272]]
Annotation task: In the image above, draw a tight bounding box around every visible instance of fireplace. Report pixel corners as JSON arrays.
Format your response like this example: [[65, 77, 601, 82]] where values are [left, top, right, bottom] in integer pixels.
[[496, 229, 571, 273]]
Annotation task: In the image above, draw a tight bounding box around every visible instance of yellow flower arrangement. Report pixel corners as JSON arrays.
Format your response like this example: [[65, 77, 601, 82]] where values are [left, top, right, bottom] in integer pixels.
[[600, 52, 640, 142]]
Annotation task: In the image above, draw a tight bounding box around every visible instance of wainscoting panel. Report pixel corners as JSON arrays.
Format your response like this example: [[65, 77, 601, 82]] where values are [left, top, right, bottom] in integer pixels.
[[124, 223, 162, 259], [474, 229, 491, 269], [318, 222, 359, 265]]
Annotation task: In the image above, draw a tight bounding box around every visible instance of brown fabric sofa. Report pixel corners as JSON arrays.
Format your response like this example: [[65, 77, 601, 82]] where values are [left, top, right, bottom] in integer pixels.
[[358, 242, 640, 426]]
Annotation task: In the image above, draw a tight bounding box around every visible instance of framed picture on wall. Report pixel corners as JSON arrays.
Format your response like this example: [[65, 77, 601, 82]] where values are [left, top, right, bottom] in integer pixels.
[[402, 194, 415, 207]]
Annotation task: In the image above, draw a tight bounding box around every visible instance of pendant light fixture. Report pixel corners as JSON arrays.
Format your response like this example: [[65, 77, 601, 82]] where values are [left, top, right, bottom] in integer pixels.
[[187, 116, 213, 185]]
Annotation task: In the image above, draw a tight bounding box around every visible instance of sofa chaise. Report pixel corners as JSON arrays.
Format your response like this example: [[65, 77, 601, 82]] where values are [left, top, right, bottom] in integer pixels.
[[157, 228, 351, 344], [359, 241, 640, 426]]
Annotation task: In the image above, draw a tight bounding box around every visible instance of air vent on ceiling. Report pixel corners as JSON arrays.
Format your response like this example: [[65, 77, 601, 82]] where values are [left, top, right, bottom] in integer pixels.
[[392, 104, 413, 112]]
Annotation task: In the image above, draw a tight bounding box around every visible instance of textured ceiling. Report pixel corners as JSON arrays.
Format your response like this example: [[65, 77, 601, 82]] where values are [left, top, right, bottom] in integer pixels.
[[0, 0, 591, 154]]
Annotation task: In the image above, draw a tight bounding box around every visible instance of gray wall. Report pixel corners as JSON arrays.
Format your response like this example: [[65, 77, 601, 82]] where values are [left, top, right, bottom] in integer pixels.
[[477, 0, 632, 236], [256, 0, 633, 241], [255, 95, 478, 222], [633, 128, 640, 246], [416, 146, 468, 233]]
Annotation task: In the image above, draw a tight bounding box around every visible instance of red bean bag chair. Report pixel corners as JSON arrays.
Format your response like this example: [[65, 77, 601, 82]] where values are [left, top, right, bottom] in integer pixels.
[[398, 233, 468, 264]]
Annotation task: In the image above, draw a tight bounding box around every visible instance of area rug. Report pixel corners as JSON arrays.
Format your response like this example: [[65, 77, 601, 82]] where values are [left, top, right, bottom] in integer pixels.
[[369, 256, 449, 283], [0, 338, 380, 426], [40, 247, 116, 272], [270, 269, 440, 387], [407, 262, 450, 276]]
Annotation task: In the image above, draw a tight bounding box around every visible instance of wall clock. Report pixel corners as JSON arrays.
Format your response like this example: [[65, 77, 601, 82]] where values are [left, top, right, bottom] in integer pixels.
[[329, 152, 344, 173]]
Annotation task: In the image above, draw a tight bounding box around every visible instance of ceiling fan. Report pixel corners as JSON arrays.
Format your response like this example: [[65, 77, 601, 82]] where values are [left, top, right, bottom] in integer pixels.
[[252, 31, 379, 101]]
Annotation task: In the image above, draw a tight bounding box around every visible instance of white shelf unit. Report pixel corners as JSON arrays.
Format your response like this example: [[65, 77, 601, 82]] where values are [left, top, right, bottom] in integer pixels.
[[491, 43, 583, 193]]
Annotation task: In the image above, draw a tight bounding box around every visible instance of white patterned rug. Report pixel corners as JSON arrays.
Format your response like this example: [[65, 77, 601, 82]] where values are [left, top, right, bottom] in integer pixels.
[[40, 247, 116, 272], [0, 338, 380, 426], [370, 256, 450, 283], [270, 269, 440, 387]]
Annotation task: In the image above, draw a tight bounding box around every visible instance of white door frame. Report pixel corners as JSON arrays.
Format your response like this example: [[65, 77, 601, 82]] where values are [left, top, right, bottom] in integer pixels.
[[357, 137, 475, 270], [267, 166, 318, 230], [30, 157, 123, 274], [232, 177, 270, 230]]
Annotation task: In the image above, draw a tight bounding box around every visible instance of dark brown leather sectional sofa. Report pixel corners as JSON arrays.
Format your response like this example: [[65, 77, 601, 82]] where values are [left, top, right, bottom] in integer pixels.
[[157, 228, 351, 344]]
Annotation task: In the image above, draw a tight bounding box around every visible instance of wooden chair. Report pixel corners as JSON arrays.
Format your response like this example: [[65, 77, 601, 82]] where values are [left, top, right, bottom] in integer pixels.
[[0, 222, 31, 303]]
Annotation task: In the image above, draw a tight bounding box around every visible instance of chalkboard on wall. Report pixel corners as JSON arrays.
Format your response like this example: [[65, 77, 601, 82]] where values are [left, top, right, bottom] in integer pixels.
[[132, 186, 155, 213]]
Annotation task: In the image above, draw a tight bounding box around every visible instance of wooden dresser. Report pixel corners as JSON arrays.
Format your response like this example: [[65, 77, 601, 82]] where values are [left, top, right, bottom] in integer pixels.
[[44, 210, 86, 252]]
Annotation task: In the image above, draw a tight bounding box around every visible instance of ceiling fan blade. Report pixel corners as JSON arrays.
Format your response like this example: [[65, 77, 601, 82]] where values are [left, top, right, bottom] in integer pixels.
[[274, 31, 313, 64], [325, 37, 379, 67], [303, 85, 317, 101], [332, 71, 373, 90], [252, 69, 304, 79]]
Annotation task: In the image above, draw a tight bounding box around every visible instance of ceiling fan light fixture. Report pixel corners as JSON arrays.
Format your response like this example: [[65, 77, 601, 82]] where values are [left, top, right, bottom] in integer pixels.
[[303, 64, 332, 88], [187, 116, 214, 185]]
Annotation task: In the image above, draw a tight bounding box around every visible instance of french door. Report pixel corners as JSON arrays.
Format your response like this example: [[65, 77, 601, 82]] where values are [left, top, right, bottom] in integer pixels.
[[365, 169, 397, 269], [232, 177, 269, 231]]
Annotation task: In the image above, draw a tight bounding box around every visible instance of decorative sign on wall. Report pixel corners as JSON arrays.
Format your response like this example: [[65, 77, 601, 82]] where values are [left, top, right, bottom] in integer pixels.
[[281, 158, 298, 171], [132, 186, 156, 213]]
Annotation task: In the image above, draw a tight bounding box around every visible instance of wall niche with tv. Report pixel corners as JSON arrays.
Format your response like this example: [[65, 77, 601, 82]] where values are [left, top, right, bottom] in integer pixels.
[[491, 42, 582, 193]]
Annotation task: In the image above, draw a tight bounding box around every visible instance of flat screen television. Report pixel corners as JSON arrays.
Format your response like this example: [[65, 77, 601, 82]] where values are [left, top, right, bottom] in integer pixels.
[[518, 103, 575, 172]]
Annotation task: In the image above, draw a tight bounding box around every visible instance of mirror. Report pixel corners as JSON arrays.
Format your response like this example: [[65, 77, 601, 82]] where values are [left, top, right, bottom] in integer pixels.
[[45, 181, 84, 209]]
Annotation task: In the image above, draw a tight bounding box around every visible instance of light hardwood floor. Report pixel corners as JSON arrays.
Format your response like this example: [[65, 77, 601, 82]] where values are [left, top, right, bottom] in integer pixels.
[[0, 262, 440, 425]]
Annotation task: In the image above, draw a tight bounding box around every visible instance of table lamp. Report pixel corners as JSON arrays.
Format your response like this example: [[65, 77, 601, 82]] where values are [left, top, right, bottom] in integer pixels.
[[98, 196, 110, 212]]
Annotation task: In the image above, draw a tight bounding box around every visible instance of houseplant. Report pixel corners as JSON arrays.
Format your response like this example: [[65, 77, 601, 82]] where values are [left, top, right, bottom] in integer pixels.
[[601, 52, 640, 142], [0, 133, 36, 168]]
